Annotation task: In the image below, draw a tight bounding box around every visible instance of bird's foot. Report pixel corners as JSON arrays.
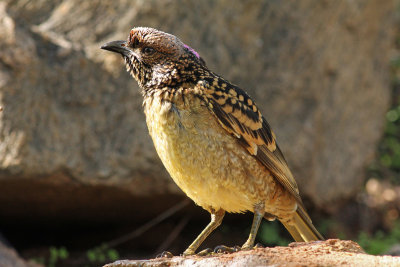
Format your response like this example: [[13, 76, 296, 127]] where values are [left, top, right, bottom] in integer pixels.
[[156, 251, 174, 258], [214, 245, 241, 254], [182, 248, 196, 256], [196, 248, 213, 256], [191, 245, 240, 256], [241, 242, 264, 251], [254, 242, 264, 248], [184, 244, 244, 257]]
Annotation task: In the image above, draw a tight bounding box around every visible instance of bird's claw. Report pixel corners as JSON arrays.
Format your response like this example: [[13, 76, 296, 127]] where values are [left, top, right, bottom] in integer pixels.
[[196, 248, 213, 256], [214, 245, 241, 254], [254, 243, 264, 248], [194, 245, 241, 256], [156, 251, 174, 258], [241, 242, 263, 251]]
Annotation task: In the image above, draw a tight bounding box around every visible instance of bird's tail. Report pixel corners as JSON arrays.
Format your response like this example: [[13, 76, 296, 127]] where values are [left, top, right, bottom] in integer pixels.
[[279, 207, 324, 242]]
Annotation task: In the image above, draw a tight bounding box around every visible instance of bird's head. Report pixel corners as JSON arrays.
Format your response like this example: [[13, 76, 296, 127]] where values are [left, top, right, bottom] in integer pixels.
[[101, 27, 206, 90]]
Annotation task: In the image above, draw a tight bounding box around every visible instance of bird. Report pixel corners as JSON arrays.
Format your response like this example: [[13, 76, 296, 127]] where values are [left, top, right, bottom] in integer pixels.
[[101, 27, 324, 255]]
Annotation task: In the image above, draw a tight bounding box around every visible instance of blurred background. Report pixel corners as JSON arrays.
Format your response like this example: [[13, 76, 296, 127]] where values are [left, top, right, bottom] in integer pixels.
[[1, 0, 400, 266]]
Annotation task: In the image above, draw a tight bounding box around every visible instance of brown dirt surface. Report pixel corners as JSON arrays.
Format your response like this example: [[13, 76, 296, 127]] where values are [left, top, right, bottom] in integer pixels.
[[103, 239, 400, 267]]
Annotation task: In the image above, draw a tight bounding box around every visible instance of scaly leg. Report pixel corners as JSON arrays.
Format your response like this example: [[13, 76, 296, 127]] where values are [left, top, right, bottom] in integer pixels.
[[242, 202, 265, 250], [183, 209, 225, 255]]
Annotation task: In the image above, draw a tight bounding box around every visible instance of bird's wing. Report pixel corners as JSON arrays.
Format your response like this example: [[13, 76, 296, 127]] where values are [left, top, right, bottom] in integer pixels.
[[199, 78, 305, 208]]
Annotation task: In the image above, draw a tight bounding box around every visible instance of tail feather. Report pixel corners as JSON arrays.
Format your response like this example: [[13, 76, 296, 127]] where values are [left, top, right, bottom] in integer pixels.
[[280, 207, 324, 242]]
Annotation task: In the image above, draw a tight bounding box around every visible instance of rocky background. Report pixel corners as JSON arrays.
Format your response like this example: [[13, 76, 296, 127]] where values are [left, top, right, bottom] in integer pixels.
[[0, 0, 398, 266]]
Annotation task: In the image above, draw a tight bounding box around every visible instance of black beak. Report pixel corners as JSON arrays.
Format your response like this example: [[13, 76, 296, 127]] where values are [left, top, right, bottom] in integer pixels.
[[101, 40, 130, 56]]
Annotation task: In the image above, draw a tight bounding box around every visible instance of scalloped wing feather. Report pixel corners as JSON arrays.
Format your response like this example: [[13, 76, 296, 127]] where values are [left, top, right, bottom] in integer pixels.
[[199, 80, 306, 212]]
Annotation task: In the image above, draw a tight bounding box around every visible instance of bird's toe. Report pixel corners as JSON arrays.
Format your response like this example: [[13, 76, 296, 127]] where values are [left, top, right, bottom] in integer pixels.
[[156, 251, 174, 258], [195, 248, 213, 256], [214, 245, 241, 254]]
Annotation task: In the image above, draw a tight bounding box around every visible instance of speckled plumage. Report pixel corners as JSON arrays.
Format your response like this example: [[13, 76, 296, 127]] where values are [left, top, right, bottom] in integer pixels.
[[101, 27, 323, 255], [144, 88, 294, 216]]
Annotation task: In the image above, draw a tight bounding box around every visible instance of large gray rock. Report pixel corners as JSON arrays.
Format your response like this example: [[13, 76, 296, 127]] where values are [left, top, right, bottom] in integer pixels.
[[0, 0, 395, 221], [0, 238, 42, 267]]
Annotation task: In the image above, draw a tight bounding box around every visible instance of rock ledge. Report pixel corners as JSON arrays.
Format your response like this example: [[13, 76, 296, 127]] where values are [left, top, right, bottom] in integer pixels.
[[104, 239, 400, 267]]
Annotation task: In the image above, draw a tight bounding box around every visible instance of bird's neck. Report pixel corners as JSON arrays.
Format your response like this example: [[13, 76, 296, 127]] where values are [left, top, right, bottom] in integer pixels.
[[140, 66, 216, 97]]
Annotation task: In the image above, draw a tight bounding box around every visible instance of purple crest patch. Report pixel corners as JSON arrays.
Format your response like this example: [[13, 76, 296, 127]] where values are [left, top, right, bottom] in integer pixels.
[[183, 43, 200, 59]]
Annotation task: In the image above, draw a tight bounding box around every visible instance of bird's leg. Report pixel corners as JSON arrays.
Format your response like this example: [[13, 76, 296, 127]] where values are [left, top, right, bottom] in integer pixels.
[[242, 202, 265, 250], [183, 209, 225, 256]]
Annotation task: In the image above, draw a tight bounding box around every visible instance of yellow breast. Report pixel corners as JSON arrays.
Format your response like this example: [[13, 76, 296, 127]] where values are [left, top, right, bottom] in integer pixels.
[[143, 91, 292, 215]]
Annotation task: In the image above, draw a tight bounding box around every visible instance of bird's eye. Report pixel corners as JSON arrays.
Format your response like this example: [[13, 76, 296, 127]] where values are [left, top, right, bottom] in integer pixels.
[[142, 47, 155, 55]]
